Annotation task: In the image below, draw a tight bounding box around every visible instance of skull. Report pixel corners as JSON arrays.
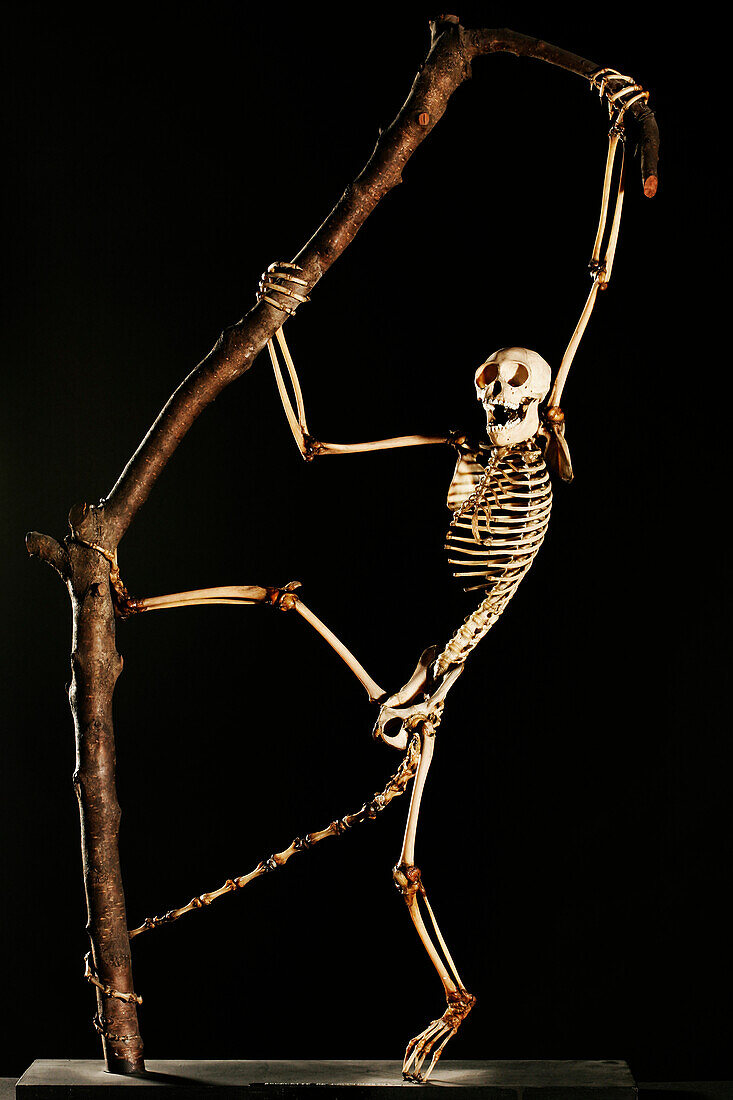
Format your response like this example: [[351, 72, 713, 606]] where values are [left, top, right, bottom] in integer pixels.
[[474, 347, 552, 446]]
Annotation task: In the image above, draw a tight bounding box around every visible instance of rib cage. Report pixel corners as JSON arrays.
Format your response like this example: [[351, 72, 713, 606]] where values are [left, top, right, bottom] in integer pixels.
[[434, 440, 552, 677], [446, 451, 485, 511]]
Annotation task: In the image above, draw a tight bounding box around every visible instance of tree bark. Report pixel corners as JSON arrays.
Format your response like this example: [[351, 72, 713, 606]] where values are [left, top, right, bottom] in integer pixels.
[[69, 540, 145, 1072], [26, 16, 658, 1074], [26, 528, 145, 1072]]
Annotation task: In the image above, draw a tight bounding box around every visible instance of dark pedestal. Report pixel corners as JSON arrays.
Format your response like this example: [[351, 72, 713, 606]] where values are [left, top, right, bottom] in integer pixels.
[[17, 1060, 637, 1099]]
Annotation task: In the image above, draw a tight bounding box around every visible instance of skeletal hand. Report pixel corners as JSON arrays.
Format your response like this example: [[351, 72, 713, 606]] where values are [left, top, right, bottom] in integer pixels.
[[256, 261, 309, 317]]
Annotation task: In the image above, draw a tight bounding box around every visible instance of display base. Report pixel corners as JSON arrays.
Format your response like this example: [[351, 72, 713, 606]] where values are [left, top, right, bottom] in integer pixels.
[[17, 1060, 637, 1098]]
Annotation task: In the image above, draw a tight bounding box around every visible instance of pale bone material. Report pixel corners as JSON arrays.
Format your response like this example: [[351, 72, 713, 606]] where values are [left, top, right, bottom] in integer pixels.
[[393, 720, 476, 1080], [547, 67, 643, 408], [129, 731, 422, 939], [123, 75, 646, 1081], [132, 335, 552, 1079], [474, 347, 551, 446], [548, 134, 625, 409], [84, 952, 142, 1005], [261, 266, 448, 460], [136, 583, 385, 703]]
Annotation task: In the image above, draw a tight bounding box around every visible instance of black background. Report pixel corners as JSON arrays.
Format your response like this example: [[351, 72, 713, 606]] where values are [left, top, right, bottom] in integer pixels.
[[2, 0, 729, 1085]]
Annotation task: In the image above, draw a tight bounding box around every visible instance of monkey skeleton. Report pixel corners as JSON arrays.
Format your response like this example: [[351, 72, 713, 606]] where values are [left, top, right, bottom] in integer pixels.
[[106, 64, 648, 1083], [124, 330, 558, 1083]]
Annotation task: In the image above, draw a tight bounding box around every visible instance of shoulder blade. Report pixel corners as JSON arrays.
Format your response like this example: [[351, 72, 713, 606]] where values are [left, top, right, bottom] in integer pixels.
[[447, 450, 485, 511]]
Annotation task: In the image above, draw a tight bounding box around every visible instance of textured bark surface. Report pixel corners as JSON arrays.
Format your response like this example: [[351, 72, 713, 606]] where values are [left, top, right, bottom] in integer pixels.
[[25, 530, 145, 1073], [68, 541, 144, 1072], [25, 16, 658, 1074]]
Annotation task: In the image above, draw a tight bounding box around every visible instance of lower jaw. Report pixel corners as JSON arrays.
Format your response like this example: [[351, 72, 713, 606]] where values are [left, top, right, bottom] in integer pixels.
[[486, 418, 523, 442]]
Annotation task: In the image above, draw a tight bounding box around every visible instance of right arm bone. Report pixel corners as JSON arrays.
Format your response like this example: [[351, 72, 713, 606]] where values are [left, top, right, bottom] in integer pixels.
[[267, 326, 448, 461], [258, 262, 448, 460]]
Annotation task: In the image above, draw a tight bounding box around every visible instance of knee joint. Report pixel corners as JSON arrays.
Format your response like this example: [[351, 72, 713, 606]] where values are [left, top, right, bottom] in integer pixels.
[[267, 580, 302, 611], [393, 862, 424, 901]]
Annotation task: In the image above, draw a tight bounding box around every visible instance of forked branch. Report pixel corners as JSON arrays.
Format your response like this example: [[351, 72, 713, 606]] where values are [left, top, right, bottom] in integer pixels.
[[25, 531, 69, 579]]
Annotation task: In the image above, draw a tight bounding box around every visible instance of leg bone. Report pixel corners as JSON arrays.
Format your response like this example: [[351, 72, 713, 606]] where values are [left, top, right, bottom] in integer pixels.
[[393, 721, 475, 1082], [134, 582, 385, 702]]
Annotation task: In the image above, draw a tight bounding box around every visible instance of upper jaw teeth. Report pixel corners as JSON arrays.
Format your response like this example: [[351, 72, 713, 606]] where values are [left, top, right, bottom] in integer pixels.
[[484, 398, 526, 426], [485, 395, 521, 409]]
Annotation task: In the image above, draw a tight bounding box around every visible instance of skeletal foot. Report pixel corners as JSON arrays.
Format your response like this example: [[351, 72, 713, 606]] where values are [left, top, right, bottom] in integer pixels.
[[402, 988, 476, 1082]]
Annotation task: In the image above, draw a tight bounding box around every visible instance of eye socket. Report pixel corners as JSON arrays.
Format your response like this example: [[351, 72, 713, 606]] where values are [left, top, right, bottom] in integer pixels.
[[509, 364, 529, 387], [475, 363, 499, 388]]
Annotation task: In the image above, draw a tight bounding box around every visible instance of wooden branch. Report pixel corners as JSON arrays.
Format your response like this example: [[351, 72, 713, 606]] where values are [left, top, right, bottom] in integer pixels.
[[25, 531, 70, 579], [102, 16, 658, 546], [25, 517, 145, 1072], [67, 539, 145, 1072], [469, 26, 659, 195], [27, 16, 659, 1075]]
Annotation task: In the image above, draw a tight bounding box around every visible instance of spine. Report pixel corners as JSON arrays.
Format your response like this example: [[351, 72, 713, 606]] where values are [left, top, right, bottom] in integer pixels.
[[436, 445, 551, 679], [433, 591, 509, 678]]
